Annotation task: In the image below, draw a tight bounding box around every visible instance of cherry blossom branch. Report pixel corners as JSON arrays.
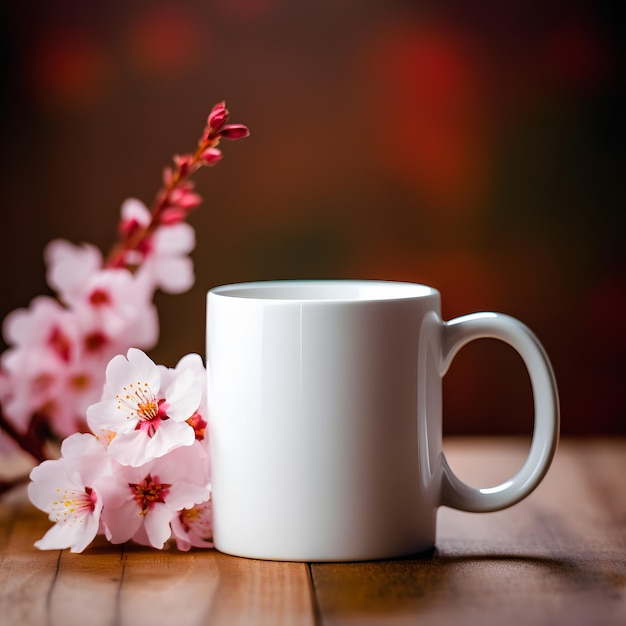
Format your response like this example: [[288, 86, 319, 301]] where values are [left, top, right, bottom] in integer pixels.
[[0, 102, 249, 492], [0, 404, 48, 496], [0, 473, 29, 496], [105, 102, 249, 270], [0, 404, 48, 464]]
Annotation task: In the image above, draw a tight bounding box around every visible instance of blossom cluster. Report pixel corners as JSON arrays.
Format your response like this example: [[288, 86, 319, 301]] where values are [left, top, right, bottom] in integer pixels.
[[0, 101, 248, 463], [0, 217, 165, 445], [0, 102, 249, 550], [29, 349, 213, 552]]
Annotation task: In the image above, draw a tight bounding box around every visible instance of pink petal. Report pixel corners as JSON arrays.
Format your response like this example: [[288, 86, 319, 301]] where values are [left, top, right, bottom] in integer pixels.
[[218, 123, 250, 140], [164, 369, 202, 421], [34, 514, 100, 553], [200, 147, 222, 165], [144, 421, 195, 460], [153, 223, 195, 255], [143, 506, 175, 549], [60, 432, 104, 459], [2, 296, 70, 346], [102, 500, 144, 544], [207, 101, 229, 130], [28, 460, 78, 511], [107, 429, 153, 467], [151, 257, 195, 294], [164, 482, 211, 512], [125, 310, 158, 349], [45, 240, 103, 303], [120, 198, 151, 227], [105, 349, 161, 398], [87, 398, 137, 435]]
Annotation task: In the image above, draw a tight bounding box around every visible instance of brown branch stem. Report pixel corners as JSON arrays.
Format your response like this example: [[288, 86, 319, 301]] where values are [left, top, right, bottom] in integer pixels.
[[0, 404, 49, 464], [104, 135, 220, 269]]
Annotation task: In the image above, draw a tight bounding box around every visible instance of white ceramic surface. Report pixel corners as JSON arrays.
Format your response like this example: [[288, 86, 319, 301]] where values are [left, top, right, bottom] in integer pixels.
[[206, 280, 559, 561]]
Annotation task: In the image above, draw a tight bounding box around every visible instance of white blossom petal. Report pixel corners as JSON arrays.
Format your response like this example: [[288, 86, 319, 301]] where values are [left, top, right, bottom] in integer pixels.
[[153, 223, 195, 255], [120, 198, 151, 226], [165, 368, 202, 421], [144, 421, 195, 460], [34, 513, 100, 553]]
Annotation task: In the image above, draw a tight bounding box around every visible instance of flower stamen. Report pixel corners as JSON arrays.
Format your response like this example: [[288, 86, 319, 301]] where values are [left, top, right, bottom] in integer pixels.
[[115, 383, 170, 437], [129, 474, 171, 516], [88, 288, 111, 306], [186, 411, 207, 441], [50, 486, 97, 526], [48, 326, 72, 362]]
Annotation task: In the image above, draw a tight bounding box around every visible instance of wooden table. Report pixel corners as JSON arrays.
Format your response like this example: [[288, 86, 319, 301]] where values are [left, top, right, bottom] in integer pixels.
[[1, 438, 624, 626]]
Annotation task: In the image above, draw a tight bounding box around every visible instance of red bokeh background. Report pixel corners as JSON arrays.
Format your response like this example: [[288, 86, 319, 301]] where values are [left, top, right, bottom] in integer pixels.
[[1, 0, 624, 435]]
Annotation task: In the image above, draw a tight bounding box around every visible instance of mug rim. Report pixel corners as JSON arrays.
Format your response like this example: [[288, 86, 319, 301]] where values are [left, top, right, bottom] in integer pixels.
[[208, 279, 439, 303]]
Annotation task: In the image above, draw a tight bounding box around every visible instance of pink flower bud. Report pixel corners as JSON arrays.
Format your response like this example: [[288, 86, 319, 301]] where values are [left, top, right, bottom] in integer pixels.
[[174, 154, 194, 177], [170, 187, 202, 209], [118, 217, 142, 238], [200, 147, 223, 165], [159, 207, 187, 225], [179, 193, 202, 209], [217, 124, 250, 141], [207, 101, 229, 130]]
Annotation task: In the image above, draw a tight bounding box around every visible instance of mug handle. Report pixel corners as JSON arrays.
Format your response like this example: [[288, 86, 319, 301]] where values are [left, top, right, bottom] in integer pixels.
[[439, 312, 560, 512]]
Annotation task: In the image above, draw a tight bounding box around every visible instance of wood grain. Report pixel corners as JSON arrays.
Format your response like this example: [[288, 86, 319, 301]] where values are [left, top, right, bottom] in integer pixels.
[[0, 496, 315, 626], [1, 439, 624, 626]]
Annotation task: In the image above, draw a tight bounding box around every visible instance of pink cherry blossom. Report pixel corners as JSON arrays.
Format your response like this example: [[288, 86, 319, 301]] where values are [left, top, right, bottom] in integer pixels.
[[4, 101, 249, 528], [0, 297, 84, 434], [2, 295, 78, 360], [170, 498, 214, 551], [119, 198, 196, 294], [98, 446, 210, 549], [159, 352, 210, 477], [45, 240, 103, 306], [43, 238, 159, 348], [28, 433, 109, 553], [78, 271, 158, 348], [86, 348, 200, 466], [0, 294, 133, 437], [1, 349, 82, 437], [158, 353, 208, 439], [52, 358, 111, 436]]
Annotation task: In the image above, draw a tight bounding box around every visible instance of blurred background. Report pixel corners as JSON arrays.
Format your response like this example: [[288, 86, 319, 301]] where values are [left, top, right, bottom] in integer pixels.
[[0, 0, 624, 436]]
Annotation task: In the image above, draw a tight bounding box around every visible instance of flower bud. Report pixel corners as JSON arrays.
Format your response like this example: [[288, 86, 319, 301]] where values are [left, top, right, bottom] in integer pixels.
[[170, 187, 202, 209], [159, 207, 187, 225], [217, 124, 250, 141], [207, 101, 229, 130], [174, 154, 194, 177], [200, 147, 223, 165]]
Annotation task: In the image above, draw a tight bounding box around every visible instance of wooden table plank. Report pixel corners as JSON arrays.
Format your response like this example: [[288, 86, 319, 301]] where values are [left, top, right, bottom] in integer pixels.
[[311, 438, 626, 626], [204, 551, 316, 626], [50, 545, 315, 626], [0, 494, 316, 626], [50, 539, 123, 626], [0, 498, 64, 625]]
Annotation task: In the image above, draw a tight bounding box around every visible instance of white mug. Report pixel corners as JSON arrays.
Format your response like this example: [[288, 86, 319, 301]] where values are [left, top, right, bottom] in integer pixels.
[[206, 280, 559, 561]]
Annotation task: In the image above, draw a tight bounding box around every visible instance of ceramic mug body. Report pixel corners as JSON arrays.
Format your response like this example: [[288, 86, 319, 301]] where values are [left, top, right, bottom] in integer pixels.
[[206, 280, 559, 562]]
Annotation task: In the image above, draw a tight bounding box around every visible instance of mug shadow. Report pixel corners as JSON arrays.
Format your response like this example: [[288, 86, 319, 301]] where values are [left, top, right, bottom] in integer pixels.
[[310, 548, 615, 620]]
